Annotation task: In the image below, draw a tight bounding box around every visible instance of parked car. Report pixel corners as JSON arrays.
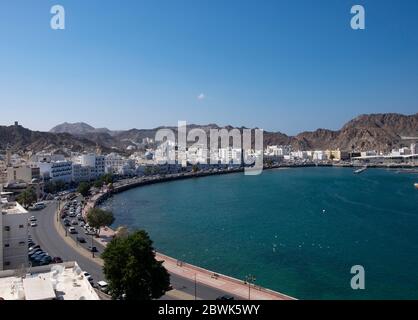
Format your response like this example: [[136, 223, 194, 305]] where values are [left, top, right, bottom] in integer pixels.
[[97, 281, 109, 293], [40, 255, 52, 265], [28, 249, 43, 257], [64, 221, 71, 227], [71, 220, 78, 226], [83, 272, 93, 283], [52, 257, 63, 264], [69, 227, 77, 234], [29, 245, 40, 251]]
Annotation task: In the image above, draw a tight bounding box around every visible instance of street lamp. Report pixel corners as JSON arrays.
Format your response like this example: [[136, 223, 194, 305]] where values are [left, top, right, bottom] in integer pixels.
[[245, 274, 256, 300], [194, 273, 197, 300], [91, 233, 95, 258]]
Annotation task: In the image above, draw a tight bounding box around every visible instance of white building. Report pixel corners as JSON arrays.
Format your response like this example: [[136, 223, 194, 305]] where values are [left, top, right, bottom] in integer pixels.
[[410, 143, 417, 155], [218, 148, 242, 164], [0, 201, 28, 271], [312, 150, 326, 161], [0, 261, 100, 300], [74, 154, 105, 179], [105, 153, 134, 175], [38, 160, 73, 183]]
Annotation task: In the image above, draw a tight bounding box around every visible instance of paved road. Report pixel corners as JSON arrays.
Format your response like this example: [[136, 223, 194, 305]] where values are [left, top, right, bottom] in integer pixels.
[[29, 201, 237, 300]]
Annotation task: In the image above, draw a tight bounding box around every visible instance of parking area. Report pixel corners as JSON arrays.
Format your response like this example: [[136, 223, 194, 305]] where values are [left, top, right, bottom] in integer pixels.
[[59, 199, 105, 260]]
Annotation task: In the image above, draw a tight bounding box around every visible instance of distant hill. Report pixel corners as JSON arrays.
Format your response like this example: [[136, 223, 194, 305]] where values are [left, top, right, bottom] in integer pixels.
[[0, 124, 114, 155], [1, 113, 417, 155], [50, 122, 113, 136]]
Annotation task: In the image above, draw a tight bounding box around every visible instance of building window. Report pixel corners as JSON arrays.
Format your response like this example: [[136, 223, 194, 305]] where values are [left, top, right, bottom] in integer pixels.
[[4, 226, 10, 231], [19, 224, 24, 228], [4, 261, 10, 266], [4, 244, 10, 248]]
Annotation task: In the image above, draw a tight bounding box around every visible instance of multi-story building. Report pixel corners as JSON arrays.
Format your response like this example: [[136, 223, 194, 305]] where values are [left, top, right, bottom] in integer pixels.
[[0, 201, 28, 271], [411, 143, 417, 155], [325, 149, 350, 161], [72, 164, 92, 182], [105, 153, 127, 175], [6, 165, 40, 184], [75, 154, 105, 179], [37, 160, 73, 183]]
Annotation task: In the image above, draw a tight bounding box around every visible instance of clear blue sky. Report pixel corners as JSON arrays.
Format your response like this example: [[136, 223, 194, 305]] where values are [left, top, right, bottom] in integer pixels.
[[0, 0, 417, 134]]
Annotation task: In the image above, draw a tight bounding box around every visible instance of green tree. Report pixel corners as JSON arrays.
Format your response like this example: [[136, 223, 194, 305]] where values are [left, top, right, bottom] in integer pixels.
[[86, 208, 115, 236], [102, 230, 170, 300], [17, 187, 37, 208], [101, 173, 114, 185], [93, 179, 103, 189], [77, 182, 91, 197]]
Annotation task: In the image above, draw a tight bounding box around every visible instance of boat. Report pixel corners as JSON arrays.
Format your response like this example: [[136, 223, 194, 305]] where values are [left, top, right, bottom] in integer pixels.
[[353, 166, 367, 174], [415, 183, 418, 189]]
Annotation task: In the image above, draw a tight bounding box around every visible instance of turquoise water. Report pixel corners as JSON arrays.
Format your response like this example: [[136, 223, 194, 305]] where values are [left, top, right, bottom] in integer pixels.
[[102, 168, 418, 299]]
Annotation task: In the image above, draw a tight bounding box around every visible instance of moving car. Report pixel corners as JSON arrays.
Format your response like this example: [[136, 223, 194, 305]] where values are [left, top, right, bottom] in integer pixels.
[[30, 222, 37, 227], [69, 227, 77, 234], [76, 236, 86, 243], [216, 295, 235, 300], [29, 216, 37, 222]]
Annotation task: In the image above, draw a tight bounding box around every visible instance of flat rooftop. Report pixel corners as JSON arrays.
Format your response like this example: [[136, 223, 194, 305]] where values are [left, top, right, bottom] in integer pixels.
[[0, 262, 100, 300], [1, 201, 27, 215]]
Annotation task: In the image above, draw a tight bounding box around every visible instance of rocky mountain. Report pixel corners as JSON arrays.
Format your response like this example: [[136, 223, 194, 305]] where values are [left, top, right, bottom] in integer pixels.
[[0, 124, 114, 155], [1, 113, 416, 155], [50, 122, 114, 136], [293, 113, 418, 152]]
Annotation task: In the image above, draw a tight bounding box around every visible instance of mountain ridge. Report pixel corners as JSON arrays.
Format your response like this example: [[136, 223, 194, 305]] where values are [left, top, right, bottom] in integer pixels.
[[1, 113, 417, 154]]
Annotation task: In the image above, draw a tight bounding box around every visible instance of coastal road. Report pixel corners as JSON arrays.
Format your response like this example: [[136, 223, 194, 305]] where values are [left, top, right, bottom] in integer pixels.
[[29, 202, 239, 300]]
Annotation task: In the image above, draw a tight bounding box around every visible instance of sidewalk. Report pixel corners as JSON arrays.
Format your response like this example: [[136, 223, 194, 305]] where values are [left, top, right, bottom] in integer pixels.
[[156, 253, 295, 300]]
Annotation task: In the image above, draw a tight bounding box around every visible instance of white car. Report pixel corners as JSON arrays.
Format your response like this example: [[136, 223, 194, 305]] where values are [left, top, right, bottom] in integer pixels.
[[30, 222, 37, 227], [68, 227, 77, 234], [29, 216, 37, 222]]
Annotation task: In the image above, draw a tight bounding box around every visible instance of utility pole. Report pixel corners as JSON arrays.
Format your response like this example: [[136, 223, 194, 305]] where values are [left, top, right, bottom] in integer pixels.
[[245, 274, 256, 300], [91, 234, 95, 258]]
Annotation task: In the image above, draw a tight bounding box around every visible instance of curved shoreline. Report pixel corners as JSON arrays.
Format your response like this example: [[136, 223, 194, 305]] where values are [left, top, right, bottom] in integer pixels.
[[95, 162, 418, 205]]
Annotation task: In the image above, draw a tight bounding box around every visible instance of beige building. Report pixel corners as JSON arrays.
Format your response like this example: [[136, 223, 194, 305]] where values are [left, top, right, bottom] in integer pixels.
[[0, 201, 29, 271], [325, 149, 350, 161], [7, 165, 40, 184]]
